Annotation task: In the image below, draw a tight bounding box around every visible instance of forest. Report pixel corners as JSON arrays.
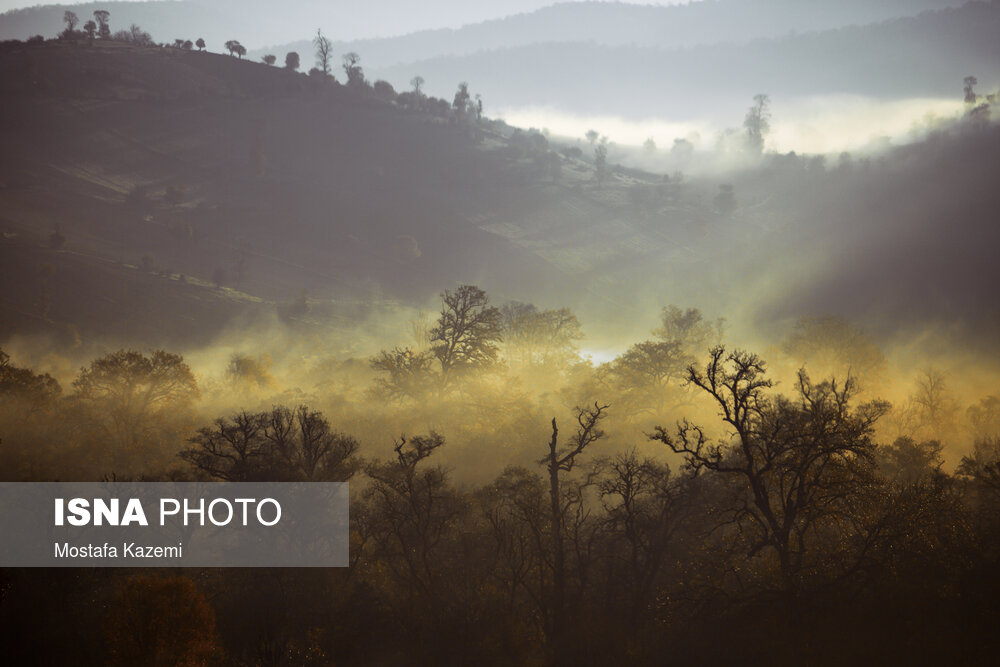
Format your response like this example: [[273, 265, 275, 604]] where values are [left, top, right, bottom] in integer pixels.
[[2, 286, 1000, 665]]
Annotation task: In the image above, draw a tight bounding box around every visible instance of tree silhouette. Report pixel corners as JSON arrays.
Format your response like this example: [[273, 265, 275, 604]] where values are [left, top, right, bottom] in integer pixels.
[[83, 20, 96, 39], [650, 346, 888, 611], [453, 81, 471, 114], [541, 403, 608, 651], [429, 284, 503, 385], [342, 52, 364, 87], [195, 37, 205, 51], [93, 10, 110, 39], [313, 29, 333, 77], [370, 347, 436, 402], [181, 406, 359, 481], [262, 54, 276, 66], [62, 10, 79, 36], [285, 51, 300, 70], [964, 75, 979, 104], [73, 349, 199, 453], [744, 93, 771, 154]]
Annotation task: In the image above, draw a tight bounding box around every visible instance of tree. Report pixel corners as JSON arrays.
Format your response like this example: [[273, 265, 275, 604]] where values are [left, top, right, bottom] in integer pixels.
[[262, 54, 276, 66], [879, 436, 944, 485], [224, 40, 244, 58], [410, 75, 424, 96], [225, 352, 274, 391], [73, 349, 199, 453], [964, 75, 979, 105], [342, 52, 364, 87], [604, 340, 689, 418], [285, 51, 299, 70], [781, 316, 887, 392], [643, 137, 656, 153], [541, 403, 608, 649], [585, 129, 599, 145], [912, 368, 957, 438], [500, 302, 583, 372], [453, 81, 471, 114], [83, 20, 97, 39], [650, 346, 888, 610], [429, 285, 503, 384], [373, 79, 396, 101], [181, 406, 359, 482], [369, 347, 436, 402], [594, 143, 608, 183], [93, 10, 110, 39], [744, 93, 771, 154], [313, 29, 333, 77], [181, 39, 193, 50], [363, 433, 459, 605], [113, 24, 153, 46], [62, 10, 79, 35], [195, 37, 205, 51], [0, 348, 60, 406], [599, 450, 689, 637]]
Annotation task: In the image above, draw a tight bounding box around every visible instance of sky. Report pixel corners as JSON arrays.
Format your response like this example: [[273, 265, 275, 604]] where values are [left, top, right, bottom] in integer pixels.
[[0, 0, 697, 39]]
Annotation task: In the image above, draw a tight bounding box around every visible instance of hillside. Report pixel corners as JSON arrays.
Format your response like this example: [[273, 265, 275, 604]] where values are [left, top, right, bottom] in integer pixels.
[[1, 40, 998, 355], [0, 39, 732, 348]]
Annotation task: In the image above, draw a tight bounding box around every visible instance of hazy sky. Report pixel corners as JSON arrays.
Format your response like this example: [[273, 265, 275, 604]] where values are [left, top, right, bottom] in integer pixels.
[[0, 0, 697, 34]]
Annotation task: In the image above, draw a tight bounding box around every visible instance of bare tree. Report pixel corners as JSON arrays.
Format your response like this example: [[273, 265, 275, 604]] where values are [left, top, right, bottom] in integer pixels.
[[429, 284, 503, 385], [410, 75, 424, 96], [363, 433, 460, 606], [313, 29, 333, 77], [650, 346, 888, 611], [181, 406, 358, 481], [540, 403, 608, 650], [369, 347, 436, 402]]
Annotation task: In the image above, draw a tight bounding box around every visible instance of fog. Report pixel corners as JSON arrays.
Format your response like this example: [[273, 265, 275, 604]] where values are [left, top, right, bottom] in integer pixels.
[[498, 95, 965, 157]]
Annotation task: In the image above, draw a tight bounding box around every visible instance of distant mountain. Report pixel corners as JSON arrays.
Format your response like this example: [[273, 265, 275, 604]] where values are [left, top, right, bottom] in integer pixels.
[[1, 1, 966, 58], [263, 0, 967, 69], [368, 1, 1000, 121]]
